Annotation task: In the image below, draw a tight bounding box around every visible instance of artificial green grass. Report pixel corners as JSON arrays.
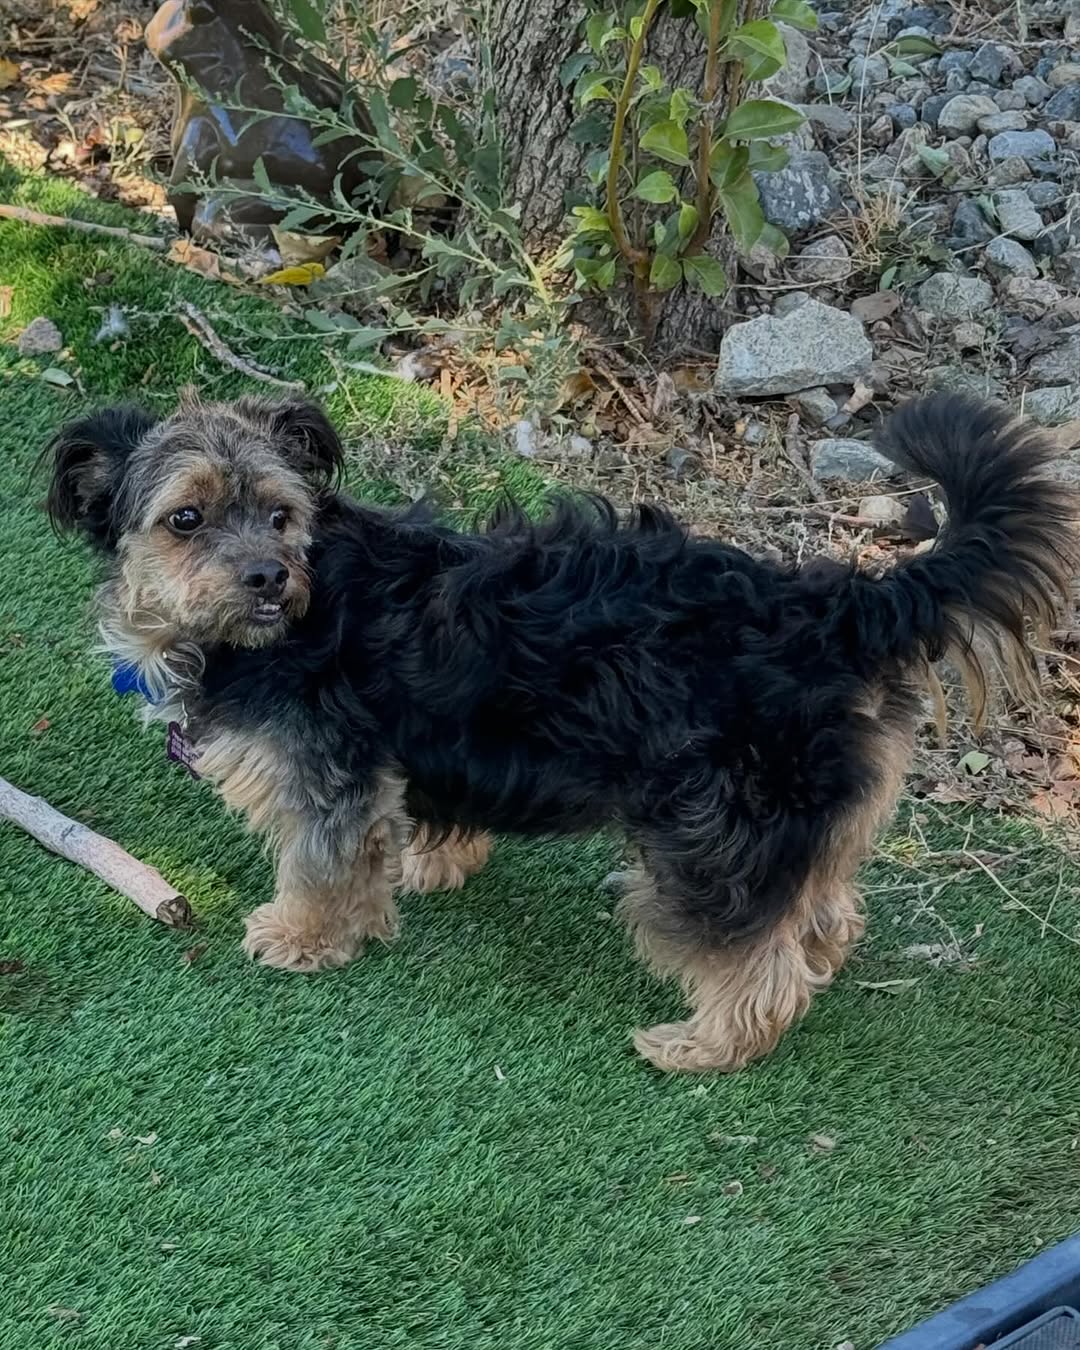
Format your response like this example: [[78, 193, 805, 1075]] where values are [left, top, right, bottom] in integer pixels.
[[4, 166, 1080, 1350]]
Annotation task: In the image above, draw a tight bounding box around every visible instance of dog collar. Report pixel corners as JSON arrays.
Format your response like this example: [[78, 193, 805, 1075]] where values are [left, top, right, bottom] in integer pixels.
[[111, 661, 159, 703]]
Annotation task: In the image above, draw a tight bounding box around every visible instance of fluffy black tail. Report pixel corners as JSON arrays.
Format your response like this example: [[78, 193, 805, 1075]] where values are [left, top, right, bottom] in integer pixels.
[[863, 394, 1078, 722]]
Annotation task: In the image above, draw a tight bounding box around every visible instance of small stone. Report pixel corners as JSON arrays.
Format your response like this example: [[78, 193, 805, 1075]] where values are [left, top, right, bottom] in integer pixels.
[[858, 494, 907, 525], [927, 365, 1006, 400], [813, 69, 851, 98], [773, 291, 812, 318], [715, 299, 873, 397], [851, 290, 900, 323], [994, 188, 1043, 241], [567, 434, 593, 458], [1048, 62, 1080, 88], [799, 103, 855, 139], [1028, 333, 1080, 386], [939, 51, 974, 79], [16, 316, 63, 356], [968, 41, 1008, 85], [987, 129, 1057, 167], [1044, 84, 1080, 120], [867, 113, 895, 146], [947, 198, 995, 250], [791, 235, 851, 284], [1021, 385, 1080, 425], [887, 103, 918, 131], [848, 54, 890, 87], [1026, 182, 1062, 209], [792, 387, 839, 426], [937, 93, 999, 136], [984, 235, 1039, 280], [1001, 276, 1062, 319], [1053, 249, 1080, 288], [993, 89, 1028, 112], [1013, 75, 1051, 106], [987, 156, 1033, 187], [977, 110, 1028, 134], [953, 321, 988, 350], [513, 419, 537, 457], [764, 22, 811, 102], [920, 92, 953, 127], [753, 151, 842, 234], [917, 272, 994, 319], [810, 438, 896, 483]]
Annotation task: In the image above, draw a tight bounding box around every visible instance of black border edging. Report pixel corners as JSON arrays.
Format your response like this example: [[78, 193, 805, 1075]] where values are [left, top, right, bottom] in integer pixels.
[[879, 1235, 1080, 1349]]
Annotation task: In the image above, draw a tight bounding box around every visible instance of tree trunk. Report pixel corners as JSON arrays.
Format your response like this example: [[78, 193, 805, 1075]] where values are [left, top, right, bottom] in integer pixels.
[[489, 0, 742, 359]]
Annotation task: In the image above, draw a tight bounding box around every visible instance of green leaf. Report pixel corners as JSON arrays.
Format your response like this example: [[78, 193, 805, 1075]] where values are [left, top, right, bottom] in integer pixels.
[[880, 263, 898, 290], [287, 0, 326, 44], [572, 205, 613, 234], [670, 0, 696, 15], [718, 175, 765, 253], [649, 254, 683, 291], [958, 749, 991, 776], [388, 76, 416, 110], [639, 64, 663, 92], [709, 141, 749, 189], [630, 14, 644, 39], [887, 33, 941, 55], [347, 327, 394, 350], [682, 254, 728, 295], [669, 87, 694, 128], [757, 222, 790, 259], [601, 25, 629, 46], [747, 141, 790, 172], [769, 0, 818, 30], [577, 70, 614, 104], [727, 19, 786, 69], [917, 145, 950, 178], [559, 52, 594, 88], [575, 256, 618, 290], [569, 110, 612, 146], [41, 367, 74, 387], [678, 201, 699, 238], [724, 99, 805, 140], [585, 147, 611, 185], [640, 119, 690, 166], [252, 156, 273, 194], [585, 12, 610, 53], [633, 169, 679, 203]]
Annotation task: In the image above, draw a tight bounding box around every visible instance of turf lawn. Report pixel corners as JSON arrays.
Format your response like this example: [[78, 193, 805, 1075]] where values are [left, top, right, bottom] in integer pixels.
[[3, 164, 1080, 1350]]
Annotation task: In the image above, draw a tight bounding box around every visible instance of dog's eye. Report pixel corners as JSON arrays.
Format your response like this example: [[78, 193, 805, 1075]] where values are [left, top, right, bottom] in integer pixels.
[[270, 507, 289, 532], [167, 507, 203, 535]]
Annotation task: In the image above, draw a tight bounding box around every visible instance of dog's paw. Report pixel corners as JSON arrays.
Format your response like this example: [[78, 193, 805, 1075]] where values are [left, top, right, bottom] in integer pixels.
[[242, 903, 360, 973], [400, 831, 491, 894], [633, 1021, 746, 1074]]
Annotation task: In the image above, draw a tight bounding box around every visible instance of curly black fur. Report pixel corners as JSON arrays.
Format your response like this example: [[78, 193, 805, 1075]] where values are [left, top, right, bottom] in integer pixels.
[[48, 393, 1079, 955]]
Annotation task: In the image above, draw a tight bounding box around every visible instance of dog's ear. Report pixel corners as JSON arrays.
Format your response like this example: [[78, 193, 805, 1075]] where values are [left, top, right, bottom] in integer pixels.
[[266, 399, 344, 490], [46, 406, 157, 548]]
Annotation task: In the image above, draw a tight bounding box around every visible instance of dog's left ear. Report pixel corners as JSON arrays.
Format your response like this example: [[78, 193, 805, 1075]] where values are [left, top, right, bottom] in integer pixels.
[[46, 405, 158, 549], [267, 399, 344, 490]]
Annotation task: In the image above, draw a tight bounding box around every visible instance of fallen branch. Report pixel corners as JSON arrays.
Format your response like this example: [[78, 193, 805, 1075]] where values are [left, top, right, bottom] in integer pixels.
[[176, 302, 306, 390], [0, 203, 169, 252], [0, 777, 193, 929], [783, 412, 828, 504]]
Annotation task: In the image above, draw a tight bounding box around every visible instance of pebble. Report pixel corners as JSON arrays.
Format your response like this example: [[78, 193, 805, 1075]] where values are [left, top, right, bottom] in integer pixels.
[[938, 93, 999, 136], [715, 299, 872, 397], [1020, 385, 1080, 425], [810, 438, 896, 483], [16, 316, 63, 356], [1028, 333, 1080, 385], [791, 235, 851, 284], [848, 54, 890, 87], [1001, 276, 1062, 318], [1047, 62, 1080, 87], [1012, 75, 1051, 105], [917, 272, 994, 319], [887, 102, 918, 130], [792, 387, 839, 426], [858, 494, 907, 525], [993, 89, 1028, 112], [947, 198, 995, 250], [987, 129, 1057, 167], [977, 110, 1029, 134], [968, 41, 1008, 85], [799, 103, 856, 139], [753, 151, 842, 234], [984, 236, 1039, 280], [1044, 83, 1080, 120], [953, 321, 988, 349], [994, 188, 1043, 241], [920, 92, 953, 127]]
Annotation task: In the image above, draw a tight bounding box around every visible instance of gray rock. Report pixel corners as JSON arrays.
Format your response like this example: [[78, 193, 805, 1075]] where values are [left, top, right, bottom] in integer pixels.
[[1044, 83, 1080, 119], [920, 92, 953, 127], [917, 272, 995, 319], [791, 234, 851, 284], [773, 290, 812, 317], [715, 299, 873, 396], [938, 93, 999, 136], [1013, 75, 1051, 105], [1048, 62, 1080, 87], [953, 321, 988, 349], [969, 41, 1008, 85], [763, 22, 811, 102], [810, 438, 896, 483], [858, 494, 908, 526], [947, 198, 995, 250], [888, 103, 918, 130], [1001, 276, 1062, 318], [994, 89, 1028, 112], [1053, 249, 1080, 287], [927, 365, 1007, 399], [984, 235, 1039, 279], [813, 69, 851, 97], [1026, 182, 1062, 208], [988, 129, 1057, 167], [1028, 333, 1080, 385], [978, 110, 1029, 134], [753, 151, 842, 234], [987, 156, 1034, 187], [792, 387, 838, 426], [848, 54, 890, 87], [799, 103, 856, 139], [939, 51, 974, 78], [994, 188, 1044, 241], [1020, 384, 1080, 424], [16, 316, 63, 356]]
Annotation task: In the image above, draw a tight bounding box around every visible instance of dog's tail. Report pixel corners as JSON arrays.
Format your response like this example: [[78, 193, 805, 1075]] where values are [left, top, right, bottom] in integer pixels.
[[856, 394, 1078, 723]]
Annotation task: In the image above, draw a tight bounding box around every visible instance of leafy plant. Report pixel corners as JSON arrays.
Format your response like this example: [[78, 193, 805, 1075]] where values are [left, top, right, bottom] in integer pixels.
[[564, 0, 817, 298]]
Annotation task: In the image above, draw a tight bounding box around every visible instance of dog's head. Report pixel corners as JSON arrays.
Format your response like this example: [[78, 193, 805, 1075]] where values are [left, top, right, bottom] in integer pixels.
[[47, 393, 343, 649]]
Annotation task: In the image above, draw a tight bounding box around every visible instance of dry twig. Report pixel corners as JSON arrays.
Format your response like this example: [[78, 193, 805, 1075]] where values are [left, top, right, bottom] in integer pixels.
[[782, 413, 828, 504], [0, 203, 169, 251], [176, 302, 305, 390], [0, 777, 193, 928]]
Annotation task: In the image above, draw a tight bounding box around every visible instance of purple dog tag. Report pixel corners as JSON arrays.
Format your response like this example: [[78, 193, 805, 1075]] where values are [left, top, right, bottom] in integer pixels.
[[167, 722, 201, 779]]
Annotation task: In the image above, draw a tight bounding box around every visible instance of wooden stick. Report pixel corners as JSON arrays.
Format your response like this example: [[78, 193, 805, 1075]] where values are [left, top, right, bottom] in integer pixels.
[[176, 301, 306, 390], [782, 412, 828, 504], [0, 777, 193, 929], [0, 203, 169, 251]]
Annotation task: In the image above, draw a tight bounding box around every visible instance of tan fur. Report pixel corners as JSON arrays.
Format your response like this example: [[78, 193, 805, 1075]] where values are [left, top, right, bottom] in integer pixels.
[[400, 826, 492, 893], [627, 690, 914, 1073]]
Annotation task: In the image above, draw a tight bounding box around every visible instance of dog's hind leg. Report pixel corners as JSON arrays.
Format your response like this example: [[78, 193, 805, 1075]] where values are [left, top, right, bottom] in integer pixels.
[[400, 825, 492, 893]]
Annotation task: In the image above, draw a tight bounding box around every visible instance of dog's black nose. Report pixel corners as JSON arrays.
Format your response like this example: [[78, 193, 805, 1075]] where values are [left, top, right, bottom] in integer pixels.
[[242, 560, 288, 597]]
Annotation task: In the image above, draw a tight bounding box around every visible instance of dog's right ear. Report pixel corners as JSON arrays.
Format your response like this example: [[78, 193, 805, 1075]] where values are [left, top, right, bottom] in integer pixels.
[[46, 406, 157, 548]]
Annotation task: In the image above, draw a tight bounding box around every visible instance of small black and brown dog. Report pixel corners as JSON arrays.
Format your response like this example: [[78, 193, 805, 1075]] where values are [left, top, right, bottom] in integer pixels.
[[46, 392, 1077, 1072]]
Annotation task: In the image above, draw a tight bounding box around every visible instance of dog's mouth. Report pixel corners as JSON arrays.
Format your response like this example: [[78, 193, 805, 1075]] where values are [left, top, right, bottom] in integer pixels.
[[250, 600, 287, 627]]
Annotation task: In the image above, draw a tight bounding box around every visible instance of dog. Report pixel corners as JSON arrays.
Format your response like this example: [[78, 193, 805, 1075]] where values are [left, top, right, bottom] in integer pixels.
[[46, 392, 1078, 1072]]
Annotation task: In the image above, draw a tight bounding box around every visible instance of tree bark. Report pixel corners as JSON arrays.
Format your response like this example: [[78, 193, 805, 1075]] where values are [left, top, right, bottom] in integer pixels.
[[489, 0, 741, 358]]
